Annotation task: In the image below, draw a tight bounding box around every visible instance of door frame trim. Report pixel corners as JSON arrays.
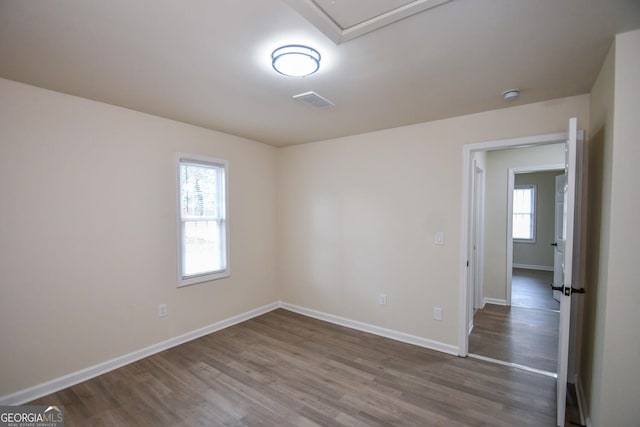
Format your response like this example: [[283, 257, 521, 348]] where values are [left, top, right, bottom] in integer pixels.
[[458, 132, 567, 356], [472, 162, 485, 311]]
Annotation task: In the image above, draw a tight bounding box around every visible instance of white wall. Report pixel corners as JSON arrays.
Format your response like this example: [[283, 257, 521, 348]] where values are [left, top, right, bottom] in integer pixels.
[[0, 79, 279, 397], [481, 145, 565, 301], [278, 95, 589, 348], [585, 29, 640, 426]]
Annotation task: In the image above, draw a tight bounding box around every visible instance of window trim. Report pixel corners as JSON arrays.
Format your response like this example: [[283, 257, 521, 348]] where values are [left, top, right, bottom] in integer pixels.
[[513, 184, 536, 243], [176, 153, 230, 287]]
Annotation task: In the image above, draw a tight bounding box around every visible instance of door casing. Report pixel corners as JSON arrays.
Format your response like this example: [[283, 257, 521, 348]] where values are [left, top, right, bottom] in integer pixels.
[[459, 132, 569, 356]]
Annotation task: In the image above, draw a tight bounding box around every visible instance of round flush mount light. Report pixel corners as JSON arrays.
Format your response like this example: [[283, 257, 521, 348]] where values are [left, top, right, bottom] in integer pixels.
[[502, 89, 520, 102], [271, 44, 321, 77]]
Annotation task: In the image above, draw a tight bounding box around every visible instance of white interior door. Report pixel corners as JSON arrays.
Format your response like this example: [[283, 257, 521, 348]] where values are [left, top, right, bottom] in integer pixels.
[[552, 174, 565, 303], [556, 117, 577, 427]]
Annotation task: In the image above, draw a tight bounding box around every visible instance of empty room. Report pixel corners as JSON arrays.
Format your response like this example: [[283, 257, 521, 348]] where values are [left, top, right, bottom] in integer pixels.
[[1, 1, 639, 426]]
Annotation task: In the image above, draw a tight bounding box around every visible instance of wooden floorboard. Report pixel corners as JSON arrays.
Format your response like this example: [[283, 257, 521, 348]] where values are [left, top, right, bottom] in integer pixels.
[[469, 269, 560, 373], [31, 309, 559, 426], [469, 304, 559, 373], [512, 268, 559, 311]]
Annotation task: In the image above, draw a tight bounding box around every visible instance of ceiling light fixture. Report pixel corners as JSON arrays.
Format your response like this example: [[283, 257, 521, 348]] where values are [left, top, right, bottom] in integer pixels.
[[502, 89, 520, 102], [271, 45, 321, 77]]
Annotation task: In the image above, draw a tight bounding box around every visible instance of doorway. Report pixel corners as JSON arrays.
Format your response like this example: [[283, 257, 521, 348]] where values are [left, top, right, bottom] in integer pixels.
[[507, 166, 565, 309], [458, 122, 585, 426], [458, 132, 569, 356], [468, 149, 565, 375]]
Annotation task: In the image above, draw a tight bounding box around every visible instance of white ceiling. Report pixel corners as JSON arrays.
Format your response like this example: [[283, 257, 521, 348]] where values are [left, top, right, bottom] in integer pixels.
[[0, 0, 638, 147]]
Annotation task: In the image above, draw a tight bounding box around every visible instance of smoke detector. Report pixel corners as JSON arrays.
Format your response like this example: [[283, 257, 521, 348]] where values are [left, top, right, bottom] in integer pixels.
[[502, 89, 520, 102]]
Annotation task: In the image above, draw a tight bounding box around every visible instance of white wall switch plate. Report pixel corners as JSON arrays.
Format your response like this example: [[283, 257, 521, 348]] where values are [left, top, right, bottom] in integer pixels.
[[158, 304, 167, 317], [433, 307, 442, 320], [379, 294, 387, 305], [435, 231, 445, 245]]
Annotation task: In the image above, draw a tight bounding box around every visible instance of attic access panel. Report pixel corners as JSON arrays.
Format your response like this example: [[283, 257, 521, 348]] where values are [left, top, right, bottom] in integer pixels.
[[283, 0, 453, 44]]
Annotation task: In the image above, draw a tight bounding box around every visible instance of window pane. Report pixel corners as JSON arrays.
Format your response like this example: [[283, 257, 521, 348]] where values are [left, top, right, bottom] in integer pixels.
[[513, 188, 531, 214], [513, 214, 532, 239], [183, 220, 222, 276], [180, 163, 219, 218]]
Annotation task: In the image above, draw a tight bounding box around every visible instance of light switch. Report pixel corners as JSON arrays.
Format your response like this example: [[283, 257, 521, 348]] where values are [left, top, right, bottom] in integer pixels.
[[435, 231, 445, 245]]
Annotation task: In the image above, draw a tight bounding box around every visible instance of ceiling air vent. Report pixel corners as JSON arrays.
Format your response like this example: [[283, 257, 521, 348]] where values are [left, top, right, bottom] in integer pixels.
[[292, 91, 335, 109]]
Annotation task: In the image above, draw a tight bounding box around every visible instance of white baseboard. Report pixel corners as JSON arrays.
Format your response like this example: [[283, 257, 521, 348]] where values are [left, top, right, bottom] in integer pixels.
[[483, 298, 507, 306], [2, 301, 461, 405], [513, 263, 554, 272], [0, 302, 279, 405], [279, 302, 459, 356], [475, 300, 486, 310]]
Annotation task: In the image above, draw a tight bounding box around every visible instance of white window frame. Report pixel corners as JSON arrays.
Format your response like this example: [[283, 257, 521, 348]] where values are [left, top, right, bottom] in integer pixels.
[[512, 184, 536, 243], [177, 153, 229, 287]]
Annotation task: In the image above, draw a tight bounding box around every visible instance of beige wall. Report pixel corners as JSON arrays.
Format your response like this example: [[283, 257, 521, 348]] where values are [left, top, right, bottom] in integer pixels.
[[584, 29, 640, 426], [581, 39, 614, 417], [0, 79, 279, 397], [278, 95, 589, 347], [513, 170, 564, 268], [482, 145, 565, 301]]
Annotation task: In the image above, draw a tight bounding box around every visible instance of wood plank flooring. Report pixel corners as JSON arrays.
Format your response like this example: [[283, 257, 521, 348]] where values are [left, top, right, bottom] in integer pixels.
[[469, 269, 559, 373], [31, 309, 559, 426], [469, 304, 559, 373], [512, 268, 559, 311]]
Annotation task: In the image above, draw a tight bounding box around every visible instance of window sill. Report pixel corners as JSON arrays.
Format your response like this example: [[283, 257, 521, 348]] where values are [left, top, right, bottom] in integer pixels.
[[513, 239, 537, 244], [178, 270, 230, 287]]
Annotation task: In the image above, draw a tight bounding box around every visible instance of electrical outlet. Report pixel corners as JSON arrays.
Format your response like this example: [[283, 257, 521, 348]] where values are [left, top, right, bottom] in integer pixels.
[[379, 294, 387, 305], [158, 304, 167, 317], [433, 307, 442, 321]]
